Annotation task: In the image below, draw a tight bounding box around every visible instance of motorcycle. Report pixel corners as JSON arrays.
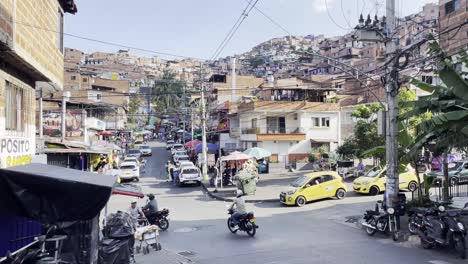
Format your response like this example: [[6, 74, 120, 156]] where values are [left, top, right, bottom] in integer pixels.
[[143, 208, 170, 231], [362, 200, 399, 241], [417, 203, 468, 259], [227, 208, 258, 237], [407, 202, 448, 234]]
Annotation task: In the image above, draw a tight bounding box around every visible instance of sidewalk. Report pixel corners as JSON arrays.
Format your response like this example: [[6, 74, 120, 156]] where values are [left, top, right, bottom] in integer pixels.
[[201, 169, 301, 203], [135, 249, 195, 264]]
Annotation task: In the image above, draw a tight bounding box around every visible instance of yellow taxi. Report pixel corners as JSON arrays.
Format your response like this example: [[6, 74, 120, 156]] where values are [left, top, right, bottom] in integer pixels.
[[352, 166, 419, 195], [280, 171, 348, 207]]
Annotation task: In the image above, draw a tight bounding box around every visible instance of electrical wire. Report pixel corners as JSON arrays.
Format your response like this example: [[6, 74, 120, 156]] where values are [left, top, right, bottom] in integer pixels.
[[0, 17, 205, 60], [324, 0, 352, 30], [212, 0, 261, 60], [245, 0, 292, 36]]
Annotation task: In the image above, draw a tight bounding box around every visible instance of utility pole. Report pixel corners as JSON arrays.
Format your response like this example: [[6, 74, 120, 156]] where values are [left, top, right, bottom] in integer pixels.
[[200, 63, 209, 180], [384, 0, 400, 209], [61, 91, 70, 142], [38, 89, 43, 139], [183, 85, 186, 144], [191, 110, 194, 143]]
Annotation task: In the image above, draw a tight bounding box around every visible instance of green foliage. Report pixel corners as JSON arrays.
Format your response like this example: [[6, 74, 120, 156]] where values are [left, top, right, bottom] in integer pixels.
[[128, 96, 141, 124], [152, 70, 185, 113], [336, 138, 357, 159]]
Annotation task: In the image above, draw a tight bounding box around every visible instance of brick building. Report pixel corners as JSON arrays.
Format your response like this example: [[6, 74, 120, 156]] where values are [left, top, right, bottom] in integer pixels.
[[439, 0, 468, 55], [0, 0, 77, 169]]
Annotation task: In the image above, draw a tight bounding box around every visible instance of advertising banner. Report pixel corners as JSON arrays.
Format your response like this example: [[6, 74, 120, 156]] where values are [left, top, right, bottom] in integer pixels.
[[43, 110, 84, 137]]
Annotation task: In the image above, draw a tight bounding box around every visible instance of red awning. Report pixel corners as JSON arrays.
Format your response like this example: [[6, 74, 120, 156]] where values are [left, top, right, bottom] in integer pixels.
[[99, 131, 113, 136]]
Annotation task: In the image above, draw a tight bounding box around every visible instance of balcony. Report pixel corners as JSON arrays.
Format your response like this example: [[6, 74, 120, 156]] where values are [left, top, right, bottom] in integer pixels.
[[106, 120, 125, 130], [240, 127, 306, 141], [87, 117, 106, 131]]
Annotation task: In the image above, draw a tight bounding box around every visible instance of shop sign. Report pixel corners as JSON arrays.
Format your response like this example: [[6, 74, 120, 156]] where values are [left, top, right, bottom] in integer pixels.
[[0, 138, 33, 168]]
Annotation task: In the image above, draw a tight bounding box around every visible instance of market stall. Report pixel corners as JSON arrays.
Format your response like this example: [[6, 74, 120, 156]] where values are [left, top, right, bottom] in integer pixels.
[[219, 151, 255, 191], [243, 147, 272, 174]]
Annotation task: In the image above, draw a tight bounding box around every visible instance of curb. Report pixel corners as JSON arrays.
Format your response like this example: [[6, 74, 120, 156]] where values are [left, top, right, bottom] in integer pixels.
[[200, 182, 278, 203]]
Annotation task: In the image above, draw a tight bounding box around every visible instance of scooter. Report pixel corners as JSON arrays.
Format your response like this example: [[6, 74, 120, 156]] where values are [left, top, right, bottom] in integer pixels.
[[362, 200, 399, 241], [417, 203, 468, 259], [227, 208, 258, 237]]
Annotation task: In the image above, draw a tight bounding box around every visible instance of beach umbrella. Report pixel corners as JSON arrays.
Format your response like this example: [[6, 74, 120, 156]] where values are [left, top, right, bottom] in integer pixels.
[[184, 140, 201, 148], [221, 151, 252, 161], [243, 147, 272, 159]]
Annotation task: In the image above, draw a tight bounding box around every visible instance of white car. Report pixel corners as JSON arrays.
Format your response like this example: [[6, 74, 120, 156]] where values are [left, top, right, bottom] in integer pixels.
[[139, 145, 152, 156], [166, 140, 175, 150], [171, 144, 184, 155], [124, 157, 140, 166], [172, 150, 187, 159], [119, 161, 140, 181], [178, 166, 201, 185], [178, 160, 194, 170], [174, 154, 190, 166]]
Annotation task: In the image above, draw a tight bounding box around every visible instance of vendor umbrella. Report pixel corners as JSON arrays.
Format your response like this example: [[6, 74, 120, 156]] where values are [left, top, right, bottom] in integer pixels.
[[194, 143, 219, 153], [243, 147, 271, 159], [185, 140, 201, 148], [221, 151, 252, 161]]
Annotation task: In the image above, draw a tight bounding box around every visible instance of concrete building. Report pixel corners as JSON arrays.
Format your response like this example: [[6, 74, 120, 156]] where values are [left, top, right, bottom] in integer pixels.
[[0, 0, 77, 169], [439, 0, 468, 56], [237, 101, 340, 163]]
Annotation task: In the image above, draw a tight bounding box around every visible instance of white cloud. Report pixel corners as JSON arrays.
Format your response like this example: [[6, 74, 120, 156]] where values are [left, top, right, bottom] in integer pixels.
[[313, 0, 334, 13]]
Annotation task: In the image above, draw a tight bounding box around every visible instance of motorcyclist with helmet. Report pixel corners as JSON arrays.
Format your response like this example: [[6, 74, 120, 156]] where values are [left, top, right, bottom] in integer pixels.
[[229, 190, 247, 226]]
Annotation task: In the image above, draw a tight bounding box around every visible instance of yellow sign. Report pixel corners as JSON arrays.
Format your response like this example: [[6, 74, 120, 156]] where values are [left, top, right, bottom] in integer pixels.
[[5, 155, 32, 168]]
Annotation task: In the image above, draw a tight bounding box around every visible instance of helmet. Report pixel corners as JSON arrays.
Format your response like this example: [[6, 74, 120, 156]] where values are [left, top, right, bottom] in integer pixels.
[[131, 199, 137, 204], [236, 189, 243, 197], [147, 193, 155, 200]]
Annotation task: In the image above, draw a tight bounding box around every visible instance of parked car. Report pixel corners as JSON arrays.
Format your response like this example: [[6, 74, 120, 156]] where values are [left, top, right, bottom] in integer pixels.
[[134, 140, 143, 148], [177, 166, 201, 186], [123, 156, 140, 166], [126, 149, 141, 159], [425, 159, 468, 186], [178, 160, 194, 170], [352, 166, 419, 195], [279, 171, 348, 207], [166, 140, 175, 150], [139, 145, 152, 156], [119, 161, 140, 181], [171, 144, 184, 155], [174, 154, 190, 166]]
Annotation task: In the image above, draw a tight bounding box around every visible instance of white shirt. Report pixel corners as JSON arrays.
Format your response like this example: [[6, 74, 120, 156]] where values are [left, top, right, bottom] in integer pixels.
[[127, 206, 143, 218], [233, 196, 247, 214]]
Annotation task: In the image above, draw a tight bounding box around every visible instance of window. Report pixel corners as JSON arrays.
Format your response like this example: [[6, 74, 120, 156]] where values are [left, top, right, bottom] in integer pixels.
[[422, 75, 433, 84], [321, 117, 330, 127], [82, 77, 88, 82], [70, 75, 76, 81], [96, 94, 102, 101], [322, 175, 334, 182], [312, 117, 320, 127], [5, 82, 24, 131], [252, 142, 258, 148], [251, 118, 257, 128], [57, 9, 64, 52], [445, 0, 460, 14]]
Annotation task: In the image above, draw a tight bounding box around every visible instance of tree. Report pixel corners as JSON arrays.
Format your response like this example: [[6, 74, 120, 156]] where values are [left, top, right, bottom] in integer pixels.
[[401, 40, 468, 201], [128, 95, 141, 124], [351, 103, 385, 161], [152, 70, 185, 113], [336, 138, 357, 159]]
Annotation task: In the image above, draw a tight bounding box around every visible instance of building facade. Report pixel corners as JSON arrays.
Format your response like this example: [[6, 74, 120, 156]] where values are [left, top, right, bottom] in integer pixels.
[[0, 0, 76, 169]]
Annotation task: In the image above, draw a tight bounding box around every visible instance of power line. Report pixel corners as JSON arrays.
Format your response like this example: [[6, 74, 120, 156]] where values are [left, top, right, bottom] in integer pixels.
[[247, 0, 291, 36], [324, 0, 352, 30], [211, 0, 261, 60], [0, 17, 205, 60]]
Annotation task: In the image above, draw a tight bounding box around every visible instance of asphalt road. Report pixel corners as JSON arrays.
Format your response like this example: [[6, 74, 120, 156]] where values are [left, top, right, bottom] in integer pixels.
[[110, 141, 468, 264]]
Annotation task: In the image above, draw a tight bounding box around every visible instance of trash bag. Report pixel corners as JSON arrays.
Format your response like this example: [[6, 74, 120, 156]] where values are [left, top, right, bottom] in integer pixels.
[[236, 171, 257, 195], [102, 211, 136, 238], [98, 238, 132, 264]]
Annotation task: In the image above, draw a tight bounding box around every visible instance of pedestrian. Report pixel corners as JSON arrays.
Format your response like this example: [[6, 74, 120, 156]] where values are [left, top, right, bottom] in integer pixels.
[[173, 168, 180, 186]]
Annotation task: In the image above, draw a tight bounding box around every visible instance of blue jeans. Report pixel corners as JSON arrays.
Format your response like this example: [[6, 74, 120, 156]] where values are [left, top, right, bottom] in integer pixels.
[[231, 212, 245, 225]]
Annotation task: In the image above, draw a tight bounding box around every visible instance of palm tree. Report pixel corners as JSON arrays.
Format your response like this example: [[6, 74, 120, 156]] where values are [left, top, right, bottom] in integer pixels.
[[152, 70, 185, 114]]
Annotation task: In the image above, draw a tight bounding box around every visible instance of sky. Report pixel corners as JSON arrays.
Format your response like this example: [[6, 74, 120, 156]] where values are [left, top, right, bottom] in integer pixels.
[[64, 0, 437, 60]]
